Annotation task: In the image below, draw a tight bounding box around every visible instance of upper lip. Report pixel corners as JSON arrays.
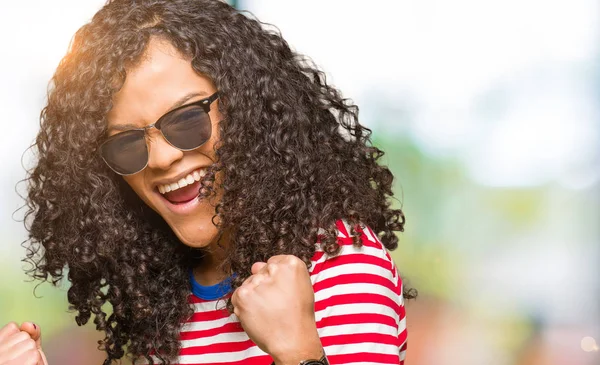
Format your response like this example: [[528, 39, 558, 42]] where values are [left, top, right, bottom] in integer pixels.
[[153, 167, 208, 189]]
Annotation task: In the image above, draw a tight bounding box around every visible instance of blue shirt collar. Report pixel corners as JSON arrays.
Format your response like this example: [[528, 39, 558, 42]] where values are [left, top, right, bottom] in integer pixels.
[[189, 269, 233, 300]]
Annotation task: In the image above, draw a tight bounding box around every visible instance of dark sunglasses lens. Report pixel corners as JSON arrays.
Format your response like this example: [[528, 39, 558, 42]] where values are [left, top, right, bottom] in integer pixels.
[[160, 105, 212, 150], [100, 130, 147, 175]]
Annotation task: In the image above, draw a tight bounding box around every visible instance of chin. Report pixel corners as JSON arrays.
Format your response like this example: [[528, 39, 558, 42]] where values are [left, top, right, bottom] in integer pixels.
[[168, 220, 220, 248]]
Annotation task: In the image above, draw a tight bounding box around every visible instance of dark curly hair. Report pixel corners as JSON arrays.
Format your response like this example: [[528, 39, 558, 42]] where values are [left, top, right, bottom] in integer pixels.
[[22, 0, 413, 363]]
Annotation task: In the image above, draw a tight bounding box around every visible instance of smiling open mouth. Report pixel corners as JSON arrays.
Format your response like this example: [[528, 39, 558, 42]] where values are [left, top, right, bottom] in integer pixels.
[[162, 180, 201, 204]]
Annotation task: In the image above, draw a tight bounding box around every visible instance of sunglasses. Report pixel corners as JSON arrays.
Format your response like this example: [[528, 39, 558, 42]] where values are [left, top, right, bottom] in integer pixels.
[[99, 92, 219, 175]]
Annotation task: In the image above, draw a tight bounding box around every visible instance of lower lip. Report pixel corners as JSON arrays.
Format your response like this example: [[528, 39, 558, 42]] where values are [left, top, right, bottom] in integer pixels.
[[157, 190, 203, 215]]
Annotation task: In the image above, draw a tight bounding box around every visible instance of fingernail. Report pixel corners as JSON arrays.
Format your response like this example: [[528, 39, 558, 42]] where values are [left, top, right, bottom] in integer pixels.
[[33, 323, 37, 330]]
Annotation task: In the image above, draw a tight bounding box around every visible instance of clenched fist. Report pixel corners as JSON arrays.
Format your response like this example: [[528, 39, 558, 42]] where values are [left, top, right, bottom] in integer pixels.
[[0, 322, 48, 365], [231, 255, 323, 365]]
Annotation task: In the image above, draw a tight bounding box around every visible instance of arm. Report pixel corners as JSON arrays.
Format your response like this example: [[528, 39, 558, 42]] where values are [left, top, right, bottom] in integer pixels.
[[310, 221, 407, 365], [231, 221, 407, 365]]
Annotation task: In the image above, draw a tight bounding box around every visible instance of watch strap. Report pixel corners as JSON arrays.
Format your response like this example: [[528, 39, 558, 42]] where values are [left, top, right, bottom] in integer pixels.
[[299, 354, 329, 365], [270, 352, 329, 365]]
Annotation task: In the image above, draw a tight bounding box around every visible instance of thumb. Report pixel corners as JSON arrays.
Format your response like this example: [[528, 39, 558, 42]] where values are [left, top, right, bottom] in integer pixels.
[[20, 322, 48, 365], [251, 261, 267, 275], [19, 321, 42, 348]]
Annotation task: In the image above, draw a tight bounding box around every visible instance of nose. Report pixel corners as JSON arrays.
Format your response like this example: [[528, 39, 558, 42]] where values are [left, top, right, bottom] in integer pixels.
[[145, 129, 184, 171]]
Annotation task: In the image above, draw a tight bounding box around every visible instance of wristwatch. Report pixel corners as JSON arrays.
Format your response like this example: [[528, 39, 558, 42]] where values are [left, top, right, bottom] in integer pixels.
[[271, 354, 329, 365], [299, 354, 329, 365]]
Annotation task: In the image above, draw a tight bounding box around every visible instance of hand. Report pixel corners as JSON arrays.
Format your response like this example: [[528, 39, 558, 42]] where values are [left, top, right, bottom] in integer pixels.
[[0, 322, 48, 365], [231, 255, 323, 365]]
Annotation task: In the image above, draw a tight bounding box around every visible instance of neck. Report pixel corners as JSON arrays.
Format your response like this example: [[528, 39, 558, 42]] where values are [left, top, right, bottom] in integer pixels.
[[192, 229, 231, 286]]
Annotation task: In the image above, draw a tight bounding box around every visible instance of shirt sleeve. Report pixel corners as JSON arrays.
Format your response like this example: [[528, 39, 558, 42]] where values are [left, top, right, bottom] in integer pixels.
[[310, 220, 408, 365]]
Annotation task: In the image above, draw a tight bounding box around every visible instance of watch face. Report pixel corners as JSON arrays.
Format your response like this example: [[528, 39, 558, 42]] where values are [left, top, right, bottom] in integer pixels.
[[299, 356, 329, 365]]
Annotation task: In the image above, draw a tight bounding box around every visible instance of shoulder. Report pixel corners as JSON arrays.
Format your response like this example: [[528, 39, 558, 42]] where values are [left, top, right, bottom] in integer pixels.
[[309, 219, 403, 299], [311, 219, 400, 280]]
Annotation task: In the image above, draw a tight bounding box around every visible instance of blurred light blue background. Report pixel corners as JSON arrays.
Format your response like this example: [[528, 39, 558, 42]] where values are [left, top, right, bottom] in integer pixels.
[[0, 1, 598, 364]]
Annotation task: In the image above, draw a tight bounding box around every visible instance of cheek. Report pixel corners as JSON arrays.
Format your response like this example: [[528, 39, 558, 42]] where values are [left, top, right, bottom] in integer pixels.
[[123, 175, 139, 192], [209, 105, 223, 144], [123, 175, 151, 204]]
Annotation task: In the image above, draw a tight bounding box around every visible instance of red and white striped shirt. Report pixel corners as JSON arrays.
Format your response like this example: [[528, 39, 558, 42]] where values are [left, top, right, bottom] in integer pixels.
[[142, 219, 407, 364]]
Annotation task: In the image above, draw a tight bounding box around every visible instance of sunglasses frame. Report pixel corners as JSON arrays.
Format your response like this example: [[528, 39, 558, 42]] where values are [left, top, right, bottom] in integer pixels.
[[100, 92, 219, 176]]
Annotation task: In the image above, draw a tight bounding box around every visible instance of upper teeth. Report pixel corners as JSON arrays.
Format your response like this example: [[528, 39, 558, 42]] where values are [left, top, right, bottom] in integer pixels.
[[158, 169, 207, 194]]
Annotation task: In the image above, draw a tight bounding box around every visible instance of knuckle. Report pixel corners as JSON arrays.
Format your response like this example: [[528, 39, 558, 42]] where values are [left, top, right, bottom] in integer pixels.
[[15, 331, 31, 342], [266, 263, 278, 274], [287, 255, 301, 267], [237, 286, 248, 296], [267, 255, 281, 264], [237, 286, 251, 298], [24, 338, 37, 350], [4, 321, 19, 332]]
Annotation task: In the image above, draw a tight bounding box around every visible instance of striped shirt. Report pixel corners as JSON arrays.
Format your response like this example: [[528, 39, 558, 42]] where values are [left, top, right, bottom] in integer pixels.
[[143, 219, 407, 364]]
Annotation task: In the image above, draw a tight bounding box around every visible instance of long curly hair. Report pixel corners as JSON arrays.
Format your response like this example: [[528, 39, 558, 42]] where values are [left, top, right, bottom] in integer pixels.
[[22, 0, 412, 363]]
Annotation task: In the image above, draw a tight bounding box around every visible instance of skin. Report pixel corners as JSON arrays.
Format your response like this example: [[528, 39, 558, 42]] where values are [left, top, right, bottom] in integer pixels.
[[114, 37, 322, 364], [232, 255, 324, 365], [107, 37, 228, 285], [0, 322, 46, 365], [112, 37, 324, 364], [1, 37, 323, 365]]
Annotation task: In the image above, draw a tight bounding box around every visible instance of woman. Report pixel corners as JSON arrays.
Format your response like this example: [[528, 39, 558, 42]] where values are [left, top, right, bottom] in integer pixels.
[[0, 0, 414, 364]]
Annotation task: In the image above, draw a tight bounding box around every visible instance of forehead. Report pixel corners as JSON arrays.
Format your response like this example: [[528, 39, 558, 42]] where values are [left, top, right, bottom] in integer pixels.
[[107, 37, 216, 128]]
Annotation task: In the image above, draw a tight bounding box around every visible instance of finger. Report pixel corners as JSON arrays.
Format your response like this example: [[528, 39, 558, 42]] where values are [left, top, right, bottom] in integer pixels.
[[231, 287, 240, 309], [0, 331, 32, 352], [274, 254, 307, 271], [232, 304, 240, 318], [249, 273, 267, 287], [266, 255, 287, 265], [251, 261, 267, 275], [0, 336, 36, 363], [241, 273, 255, 286], [39, 349, 48, 365], [19, 322, 41, 348], [231, 288, 244, 319], [5, 347, 42, 365], [0, 322, 20, 343]]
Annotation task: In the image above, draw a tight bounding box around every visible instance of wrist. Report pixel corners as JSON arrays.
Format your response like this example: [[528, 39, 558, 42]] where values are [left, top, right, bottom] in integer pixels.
[[271, 349, 325, 365], [270, 331, 323, 365]]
